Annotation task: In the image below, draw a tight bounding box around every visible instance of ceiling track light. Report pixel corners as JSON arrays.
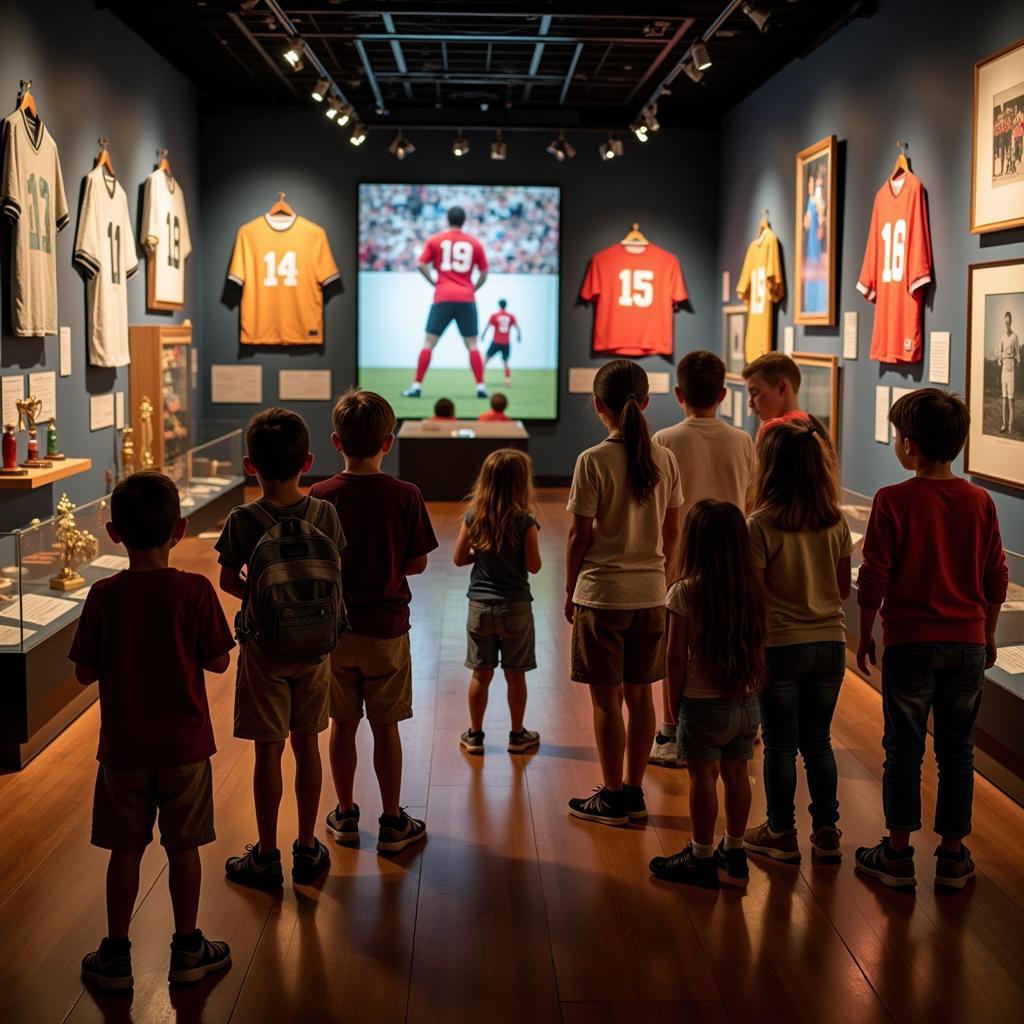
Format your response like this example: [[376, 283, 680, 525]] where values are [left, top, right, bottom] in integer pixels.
[[349, 122, 367, 146], [546, 131, 576, 162], [325, 98, 343, 121], [239, 0, 261, 12], [742, 3, 771, 33], [630, 122, 649, 142], [283, 37, 304, 71], [691, 41, 712, 72], [599, 134, 623, 162], [490, 129, 507, 161], [683, 60, 704, 83], [389, 131, 415, 160], [311, 78, 330, 103], [642, 102, 660, 132], [334, 103, 352, 127], [452, 130, 469, 158]]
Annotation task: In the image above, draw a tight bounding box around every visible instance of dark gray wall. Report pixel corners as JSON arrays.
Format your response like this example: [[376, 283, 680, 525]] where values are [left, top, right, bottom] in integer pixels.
[[198, 111, 720, 478], [0, 0, 200, 531], [718, 0, 1024, 552]]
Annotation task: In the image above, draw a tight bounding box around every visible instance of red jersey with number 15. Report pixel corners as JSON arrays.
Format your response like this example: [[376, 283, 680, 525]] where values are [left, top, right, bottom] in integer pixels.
[[419, 228, 488, 304], [856, 171, 932, 364], [579, 242, 687, 356], [489, 311, 517, 344]]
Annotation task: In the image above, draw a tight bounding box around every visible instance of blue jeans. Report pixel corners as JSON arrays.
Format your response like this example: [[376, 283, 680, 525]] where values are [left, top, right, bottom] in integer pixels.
[[759, 641, 845, 832], [881, 643, 986, 838]]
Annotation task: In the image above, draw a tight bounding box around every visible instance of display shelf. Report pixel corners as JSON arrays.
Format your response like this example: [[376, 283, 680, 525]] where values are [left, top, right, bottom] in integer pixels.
[[0, 458, 92, 491]]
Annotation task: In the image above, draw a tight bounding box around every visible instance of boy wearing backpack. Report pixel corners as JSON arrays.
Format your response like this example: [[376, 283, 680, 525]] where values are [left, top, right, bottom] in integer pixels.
[[216, 408, 347, 888]]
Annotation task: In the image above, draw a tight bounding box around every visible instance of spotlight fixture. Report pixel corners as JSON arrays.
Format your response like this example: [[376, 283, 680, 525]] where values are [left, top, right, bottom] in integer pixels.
[[742, 3, 771, 32], [642, 103, 661, 132], [349, 122, 367, 146], [311, 78, 330, 103], [388, 131, 415, 160], [598, 135, 624, 161], [490, 130, 508, 161], [282, 37, 304, 71], [683, 60, 704, 83], [336, 104, 353, 127], [452, 130, 469, 158], [545, 132, 576, 162], [691, 41, 711, 71], [239, 0, 261, 11], [325, 98, 343, 120], [630, 122, 649, 142]]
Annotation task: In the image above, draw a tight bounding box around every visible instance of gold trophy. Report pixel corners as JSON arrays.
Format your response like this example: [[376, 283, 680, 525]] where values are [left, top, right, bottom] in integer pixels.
[[120, 426, 135, 479], [139, 395, 155, 470], [49, 492, 99, 592], [15, 395, 52, 469]]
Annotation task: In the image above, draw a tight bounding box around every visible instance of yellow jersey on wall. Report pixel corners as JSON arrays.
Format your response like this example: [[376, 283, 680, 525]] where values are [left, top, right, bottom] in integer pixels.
[[737, 227, 784, 364]]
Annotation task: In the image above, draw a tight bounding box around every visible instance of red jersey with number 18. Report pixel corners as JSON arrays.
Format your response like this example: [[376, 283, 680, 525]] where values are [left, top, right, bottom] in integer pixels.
[[856, 171, 932, 364], [419, 228, 488, 303], [579, 242, 688, 356]]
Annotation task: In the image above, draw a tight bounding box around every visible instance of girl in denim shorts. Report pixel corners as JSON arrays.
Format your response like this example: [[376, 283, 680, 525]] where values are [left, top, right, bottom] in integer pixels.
[[454, 449, 542, 755]]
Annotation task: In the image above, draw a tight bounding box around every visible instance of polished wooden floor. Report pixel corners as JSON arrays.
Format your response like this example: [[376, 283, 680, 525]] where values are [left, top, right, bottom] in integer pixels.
[[1, 490, 1023, 1023]]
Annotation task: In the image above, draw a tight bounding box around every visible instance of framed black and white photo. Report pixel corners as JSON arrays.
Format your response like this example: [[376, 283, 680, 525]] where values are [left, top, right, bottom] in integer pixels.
[[793, 351, 840, 450], [966, 260, 1024, 488], [722, 304, 747, 380]]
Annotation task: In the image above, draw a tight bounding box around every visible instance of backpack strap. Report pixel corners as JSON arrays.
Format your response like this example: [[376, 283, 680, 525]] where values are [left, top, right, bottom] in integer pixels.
[[302, 496, 328, 532], [240, 501, 276, 532]]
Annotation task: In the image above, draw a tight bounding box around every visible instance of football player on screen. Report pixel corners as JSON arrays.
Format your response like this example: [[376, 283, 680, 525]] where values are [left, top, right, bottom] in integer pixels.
[[481, 299, 522, 388], [402, 206, 490, 399]]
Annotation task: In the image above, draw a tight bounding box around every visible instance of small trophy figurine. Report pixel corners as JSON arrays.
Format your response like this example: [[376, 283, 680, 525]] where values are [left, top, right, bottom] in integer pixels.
[[15, 395, 52, 469], [1, 423, 27, 476], [139, 396, 156, 470], [120, 426, 135, 479], [46, 417, 66, 461], [49, 492, 99, 592]]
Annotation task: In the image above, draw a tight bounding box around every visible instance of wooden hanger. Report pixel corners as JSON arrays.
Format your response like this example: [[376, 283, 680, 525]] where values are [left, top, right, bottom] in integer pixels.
[[17, 80, 37, 119], [156, 147, 172, 177], [758, 208, 770, 231], [95, 138, 115, 178], [267, 192, 295, 217], [891, 141, 910, 180], [620, 222, 650, 247]]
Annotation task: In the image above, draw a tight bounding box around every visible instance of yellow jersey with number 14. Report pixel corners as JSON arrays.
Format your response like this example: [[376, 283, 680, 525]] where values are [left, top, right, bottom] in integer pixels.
[[228, 212, 340, 345], [737, 228, 784, 364]]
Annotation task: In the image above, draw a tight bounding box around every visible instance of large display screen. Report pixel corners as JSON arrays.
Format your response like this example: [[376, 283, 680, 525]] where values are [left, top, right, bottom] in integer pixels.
[[357, 183, 560, 420]]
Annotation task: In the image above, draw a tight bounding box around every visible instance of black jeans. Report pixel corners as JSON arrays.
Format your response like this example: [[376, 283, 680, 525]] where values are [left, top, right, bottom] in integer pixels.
[[759, 641, 846, 832], [881, 642, 986, 838]]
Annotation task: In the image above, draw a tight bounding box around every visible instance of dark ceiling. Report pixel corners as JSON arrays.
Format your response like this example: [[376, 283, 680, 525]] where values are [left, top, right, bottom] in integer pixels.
[[102, 0, 874, 131]]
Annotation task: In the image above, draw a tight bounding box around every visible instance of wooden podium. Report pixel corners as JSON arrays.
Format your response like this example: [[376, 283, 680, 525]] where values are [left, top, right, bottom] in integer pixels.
[[397, 420, 530, 500]]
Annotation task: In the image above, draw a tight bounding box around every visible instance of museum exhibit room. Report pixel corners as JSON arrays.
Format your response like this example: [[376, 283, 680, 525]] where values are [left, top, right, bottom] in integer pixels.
[[1, 0, 1024, 1020]]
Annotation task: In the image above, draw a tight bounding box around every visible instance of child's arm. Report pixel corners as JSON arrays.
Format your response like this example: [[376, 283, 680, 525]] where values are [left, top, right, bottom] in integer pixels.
[[76, 665, 99, 685], [564, 513, 593, 623], [524, 524, 541, 574], [985, 603, 1001, 669], [665, 609, 689, 712], [836, 556, 852, 601], [453, 521, 475, 566], [218, 564, 246, 601], [404, 554, 429, 576], [857, 606, 878, 675], [983, 504, 1009, 669], [661, 505, 683, 575], [855, 494, 891, 675], [203, 652, 232, 674]]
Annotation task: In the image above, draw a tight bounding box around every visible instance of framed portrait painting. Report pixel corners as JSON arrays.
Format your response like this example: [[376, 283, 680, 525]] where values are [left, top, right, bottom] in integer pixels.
[[794, 135, 837, 326], [972, 38, 1024, 234], [792, 351, 840, 450], [966, 260, 1024, 489], [722, 304, 747, 379]]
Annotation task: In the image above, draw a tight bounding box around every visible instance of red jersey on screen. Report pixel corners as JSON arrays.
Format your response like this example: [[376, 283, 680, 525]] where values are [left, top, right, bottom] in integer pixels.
[[489, 311, 517, 344], [419, 228, 488, 303], [579, 242, 688, 356], [856, 171, 933, 364]]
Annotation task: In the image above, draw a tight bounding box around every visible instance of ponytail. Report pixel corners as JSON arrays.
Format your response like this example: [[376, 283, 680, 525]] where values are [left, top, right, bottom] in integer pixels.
[[593, 359, 660, 504]]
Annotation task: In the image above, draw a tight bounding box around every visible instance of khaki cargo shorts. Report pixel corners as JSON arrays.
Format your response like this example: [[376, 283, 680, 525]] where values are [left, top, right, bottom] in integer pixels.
[[465, 600, 536, 672], [571, 605, 666, 686], [330, 631, 413, 724]]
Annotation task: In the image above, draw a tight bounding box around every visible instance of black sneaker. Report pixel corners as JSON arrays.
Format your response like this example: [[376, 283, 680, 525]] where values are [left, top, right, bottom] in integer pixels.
[[854, 838, 916, 889], [168, 930, 231, 985], [81, 937, 133, 992], [292, 838, 330, 884], [567, 786, 628, 826], [460, 729, 485, 755], [649, 844, 720, 888], [507, 728, 540, 753], [622, 784, 648, 822], [377, 809, 427, 853], [715, 839, 749, 881], [325, 804, 360, 844], [934, 844, 976, 891], [401, 384, 422, 398], [225, 844, 284, 889]]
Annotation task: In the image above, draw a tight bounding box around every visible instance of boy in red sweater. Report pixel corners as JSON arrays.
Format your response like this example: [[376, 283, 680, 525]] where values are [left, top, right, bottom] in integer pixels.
[[854, 390, 1007, 892]]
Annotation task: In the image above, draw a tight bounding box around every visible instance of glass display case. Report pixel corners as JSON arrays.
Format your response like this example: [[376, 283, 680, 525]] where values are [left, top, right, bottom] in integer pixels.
[[164, 429, 245, 513], [128, 323, 192, 472]]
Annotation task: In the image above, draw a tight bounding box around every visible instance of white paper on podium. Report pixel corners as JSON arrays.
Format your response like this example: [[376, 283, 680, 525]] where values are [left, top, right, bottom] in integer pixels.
[[211, 364, 262, 404], [874, 386, 890, 443], [91, 554, 130, 570], [0, 592, 77, 626], [59, 326, 72, 377], [0, 624, 37, 645], [929, 331, 950, 385], [995, 646, 1024, 675], [90, 394, 115, 431], [2, 374, 25, 429], [28, 371, 56, 421], [279, 369, 332, 402], [843, 312, 858, 360], [783, 326, 795, 355]]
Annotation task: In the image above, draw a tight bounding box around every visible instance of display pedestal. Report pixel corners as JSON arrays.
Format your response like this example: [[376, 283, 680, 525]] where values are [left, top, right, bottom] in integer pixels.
[[397, 420, 530, 501]]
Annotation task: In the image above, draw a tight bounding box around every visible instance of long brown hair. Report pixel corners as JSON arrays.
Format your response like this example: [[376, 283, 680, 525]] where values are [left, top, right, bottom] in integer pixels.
[[748, 419, 841, 531], [593, 359, 660, 504], [674, 500, 765, 700], [464, 448, 536, 552]]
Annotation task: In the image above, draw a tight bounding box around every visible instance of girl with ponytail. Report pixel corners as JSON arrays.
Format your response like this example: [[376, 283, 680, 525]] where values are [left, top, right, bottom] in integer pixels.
[[564, 359, 684, 827]]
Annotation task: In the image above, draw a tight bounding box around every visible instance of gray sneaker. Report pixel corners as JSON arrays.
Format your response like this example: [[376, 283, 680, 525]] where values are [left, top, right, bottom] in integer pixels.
[[325, 804, 360, 844], [168, 931, 231, 985], [378, 809, 427, 854], [810, 825, 843, 861], [934, 844, 976, 891], [507, 729, 540, 753], [460, 729, 485, 755], [854, 838, 916, 889]]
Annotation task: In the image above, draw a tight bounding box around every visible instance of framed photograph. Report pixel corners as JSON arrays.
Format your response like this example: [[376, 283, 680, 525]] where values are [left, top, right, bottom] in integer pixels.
[[722, 304, 747, 380], [966, 260, 1024, 488], [794, 135, 837, 326], [972, 39, 1024, 234], [792, 351, 840, 450]]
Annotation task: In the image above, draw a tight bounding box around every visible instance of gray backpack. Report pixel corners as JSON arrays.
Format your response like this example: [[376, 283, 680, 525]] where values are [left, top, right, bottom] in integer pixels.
[[239, 498, 347, 660]]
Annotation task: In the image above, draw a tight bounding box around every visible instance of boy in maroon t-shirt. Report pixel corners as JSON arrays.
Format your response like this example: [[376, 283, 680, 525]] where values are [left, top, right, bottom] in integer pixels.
[[70, 472, 235, 991], [309, 389, 438, 853]]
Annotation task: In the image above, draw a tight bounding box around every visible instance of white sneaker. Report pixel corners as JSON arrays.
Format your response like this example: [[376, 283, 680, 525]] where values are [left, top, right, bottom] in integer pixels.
[[649, 733, 681, 766]]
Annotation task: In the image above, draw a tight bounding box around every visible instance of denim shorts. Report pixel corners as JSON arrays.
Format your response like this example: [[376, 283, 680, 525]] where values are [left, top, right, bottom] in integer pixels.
[[465, 600, 536, 671], [677, 695, 761, 762]]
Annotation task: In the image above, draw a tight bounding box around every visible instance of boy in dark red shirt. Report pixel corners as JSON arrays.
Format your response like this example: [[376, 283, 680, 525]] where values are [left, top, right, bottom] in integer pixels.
[[70, 472, 235, 991], [309, 389, 438, 853], [854, 390, 1008, 892]]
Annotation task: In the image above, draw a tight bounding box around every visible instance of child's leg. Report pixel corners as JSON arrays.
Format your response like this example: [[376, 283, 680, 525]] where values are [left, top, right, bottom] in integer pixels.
[[290, 731, 323, 848], [720, 758, 752, 840], [503, 669, 527, 733], [796, 642, 845, 832], [369, 721, 403, 818], [253, 740, 286, 854], [930, 645, 986, 853], [468, 668, 494, 732], [167, 847, 201, 934], [589, 684, 626, 790], [759, 646, 805, 832], [659, 681, 676, 734], [687, 761, 721, 848], [622, 683, 656, 788], [329, 717, 361, 811], [106, 849, 145, 939]]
